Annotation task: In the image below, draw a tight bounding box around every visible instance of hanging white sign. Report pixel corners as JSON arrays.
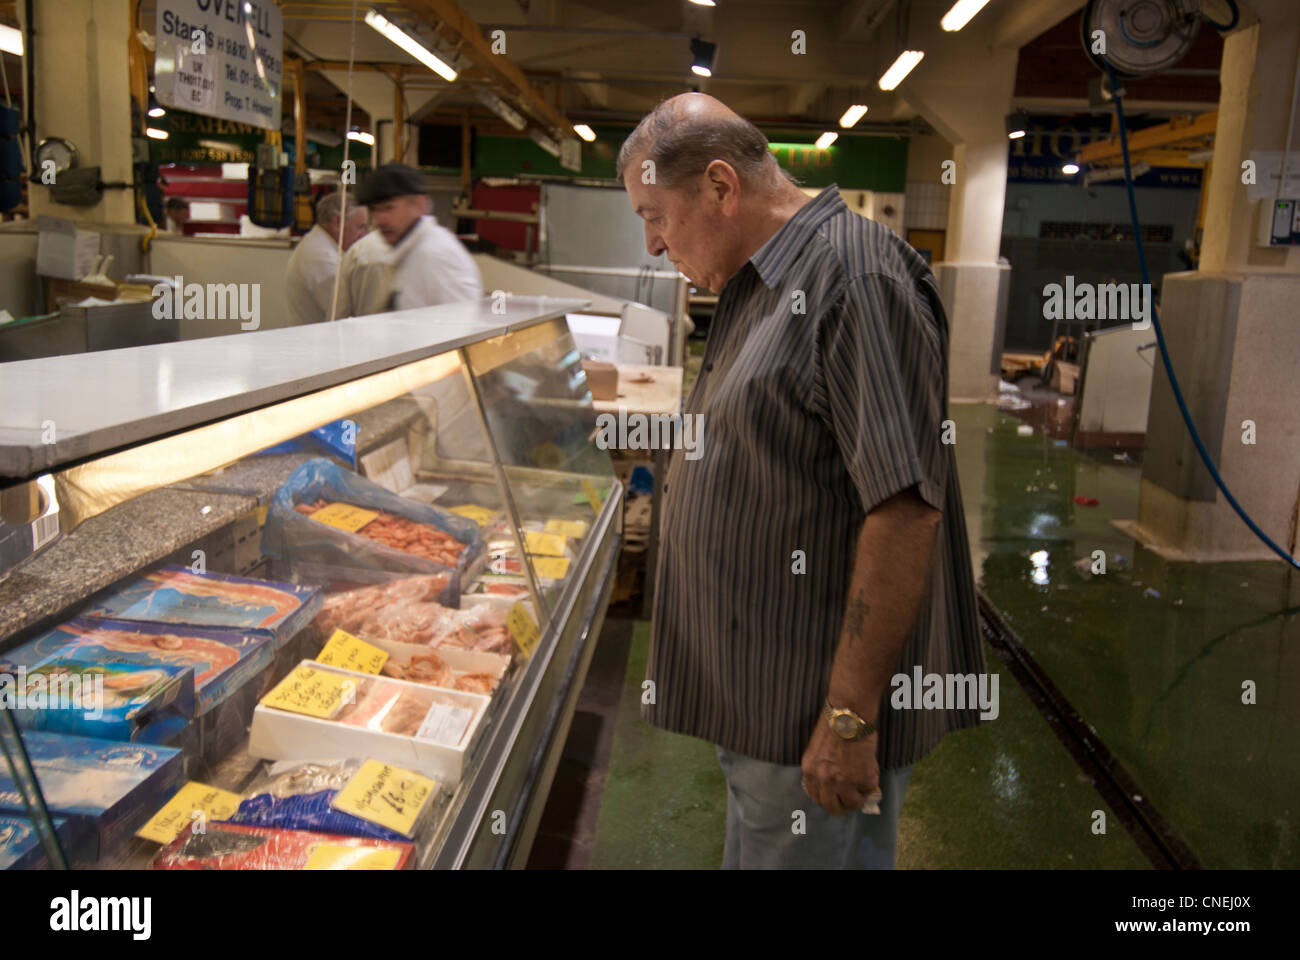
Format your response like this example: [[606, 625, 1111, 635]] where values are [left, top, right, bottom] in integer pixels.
[[154, 0, 283, 131]]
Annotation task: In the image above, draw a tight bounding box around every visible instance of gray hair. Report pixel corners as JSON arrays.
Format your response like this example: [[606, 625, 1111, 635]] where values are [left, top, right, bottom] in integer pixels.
[[315, 191, 359, 226], [616, 99, 794, 191]]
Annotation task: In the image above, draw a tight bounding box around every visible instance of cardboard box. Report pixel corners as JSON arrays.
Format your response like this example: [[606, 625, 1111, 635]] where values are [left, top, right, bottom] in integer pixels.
[[582, 360, 619, 401]]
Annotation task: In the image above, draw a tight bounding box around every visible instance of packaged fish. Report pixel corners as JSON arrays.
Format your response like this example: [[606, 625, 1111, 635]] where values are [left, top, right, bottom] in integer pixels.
[[81, 566, 322, 652], [225, 759, 433, 842], [0, 653, 195, 744], [3, 618, 271, 716], [261, 459, 483, 595], [151, 821, 413, 870], [0, 732, 183, 862]]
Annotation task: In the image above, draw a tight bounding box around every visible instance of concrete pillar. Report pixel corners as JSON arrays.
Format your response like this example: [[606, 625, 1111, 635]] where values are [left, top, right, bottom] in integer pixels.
[[902, 45, 1018, 403], [22, 0, 136, 225], [1126, 0, 1300, 562]]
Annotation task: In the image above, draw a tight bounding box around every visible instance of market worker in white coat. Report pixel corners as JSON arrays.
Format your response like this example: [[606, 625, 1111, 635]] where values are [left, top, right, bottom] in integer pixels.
[[283, 191, 370, 325], [340, 163, 483, 317]]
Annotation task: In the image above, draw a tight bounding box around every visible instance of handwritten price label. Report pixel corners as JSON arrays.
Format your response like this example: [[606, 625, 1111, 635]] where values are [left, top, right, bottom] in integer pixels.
[[524, 531, 566, 557], [544, 519, 588, 539], [331, 759, 438, 837], [261, 665, 356, 719], [137, 781, 242, 845], [532, 556, 571, 580], [302, 844, 404, 870], [309, 502, 380, 532], [507, 602, 541, 659], [316, 630, 389, 675], [449, 504, 499, 526]]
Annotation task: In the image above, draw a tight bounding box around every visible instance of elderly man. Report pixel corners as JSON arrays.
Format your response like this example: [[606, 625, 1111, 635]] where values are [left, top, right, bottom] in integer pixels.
[[620, 94, 984, 870], [340, 163, 482, 317], [284, 191, 370, 326]]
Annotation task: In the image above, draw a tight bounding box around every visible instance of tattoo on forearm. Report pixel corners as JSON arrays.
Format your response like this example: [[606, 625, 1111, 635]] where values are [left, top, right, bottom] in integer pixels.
[[845, 593, 871, 637]]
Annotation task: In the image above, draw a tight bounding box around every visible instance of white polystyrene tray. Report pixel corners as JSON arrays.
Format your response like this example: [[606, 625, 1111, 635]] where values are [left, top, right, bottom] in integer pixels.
[[246, 660, 490, 787]]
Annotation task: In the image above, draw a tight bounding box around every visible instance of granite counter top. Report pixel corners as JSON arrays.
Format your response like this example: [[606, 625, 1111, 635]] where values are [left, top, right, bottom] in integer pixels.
[[0, 487, 257, 646]]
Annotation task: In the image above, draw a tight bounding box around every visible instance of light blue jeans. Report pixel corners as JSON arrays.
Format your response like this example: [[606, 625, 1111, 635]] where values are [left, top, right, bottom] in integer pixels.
[[717, 746, 912, 870]]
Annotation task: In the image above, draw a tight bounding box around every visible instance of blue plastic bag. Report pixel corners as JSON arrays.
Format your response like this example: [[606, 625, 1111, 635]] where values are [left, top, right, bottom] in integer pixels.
[[261, 458, 482, 600], [258, 419, 357, 469], [226, 789, 409, 842]]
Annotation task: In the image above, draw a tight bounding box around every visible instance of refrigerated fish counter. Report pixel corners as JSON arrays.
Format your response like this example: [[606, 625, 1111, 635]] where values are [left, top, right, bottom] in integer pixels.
[[0, 296, 622, 870]]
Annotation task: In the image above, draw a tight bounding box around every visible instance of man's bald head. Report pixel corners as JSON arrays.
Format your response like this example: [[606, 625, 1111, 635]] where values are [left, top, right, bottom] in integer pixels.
[[616, 93, 793, 193]]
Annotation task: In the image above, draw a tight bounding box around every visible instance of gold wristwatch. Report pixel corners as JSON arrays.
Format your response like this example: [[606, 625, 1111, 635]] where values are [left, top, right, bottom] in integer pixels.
[[824, 700, 876, 740]]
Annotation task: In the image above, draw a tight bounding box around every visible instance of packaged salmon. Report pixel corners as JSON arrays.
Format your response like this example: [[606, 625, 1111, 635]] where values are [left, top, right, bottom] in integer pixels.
[[151, 821, 413, 870]]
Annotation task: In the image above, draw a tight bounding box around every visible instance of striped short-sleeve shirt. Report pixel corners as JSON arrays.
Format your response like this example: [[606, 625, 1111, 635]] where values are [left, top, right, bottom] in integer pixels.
[[643, 184, 985, 769]]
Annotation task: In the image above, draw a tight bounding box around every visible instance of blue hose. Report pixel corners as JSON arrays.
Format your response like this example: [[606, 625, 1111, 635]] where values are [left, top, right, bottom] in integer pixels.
[[1103, 62, 1300, 569]]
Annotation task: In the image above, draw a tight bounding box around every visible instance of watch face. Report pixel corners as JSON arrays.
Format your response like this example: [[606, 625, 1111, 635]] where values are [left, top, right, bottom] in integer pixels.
[[832, 713, 859, 738]]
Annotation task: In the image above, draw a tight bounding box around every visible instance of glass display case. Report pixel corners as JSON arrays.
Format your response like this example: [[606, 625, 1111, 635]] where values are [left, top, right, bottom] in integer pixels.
[[0, 296, 622, 870]]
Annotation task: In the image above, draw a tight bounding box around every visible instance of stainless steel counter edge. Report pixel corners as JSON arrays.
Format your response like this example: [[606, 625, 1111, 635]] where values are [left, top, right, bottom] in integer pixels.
[[426, 480, 624, 870], [0, 296, 589, 479]]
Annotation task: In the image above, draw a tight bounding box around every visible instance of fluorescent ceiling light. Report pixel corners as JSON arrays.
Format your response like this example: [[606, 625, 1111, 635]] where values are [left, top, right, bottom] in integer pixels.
[[688, 0, 717, 6], [941, 0, 993, 32], [839, 104, 868, 128], [690, 38, 716, 78], [148, 106, 166, 118], [364, 9, 457, 82], [146, 127, 169, 140], [1008, 129, 1025, 139], [815, 131, 838, 150], [347, 130, 375, 146], [878, 50, 924, 91], [1061, 162, 1080, 175], [0, 24, 22, 56], [573, 124, 596, 142]]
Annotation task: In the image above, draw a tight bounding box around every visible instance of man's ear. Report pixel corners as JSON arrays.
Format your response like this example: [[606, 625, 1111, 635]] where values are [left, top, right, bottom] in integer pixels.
[[704, 160, 741, 215]]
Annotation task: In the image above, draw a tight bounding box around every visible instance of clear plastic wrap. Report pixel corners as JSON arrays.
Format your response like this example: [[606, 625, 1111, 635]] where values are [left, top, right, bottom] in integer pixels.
[[224, 759, 423, 841], [313, 576, 513, 655], [151, 821, 413, 870], [260, 459, 482, 597]]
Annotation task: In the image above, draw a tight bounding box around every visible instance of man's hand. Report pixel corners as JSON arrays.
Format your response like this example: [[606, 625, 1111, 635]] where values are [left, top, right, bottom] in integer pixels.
[[800, 718, 880, 816]]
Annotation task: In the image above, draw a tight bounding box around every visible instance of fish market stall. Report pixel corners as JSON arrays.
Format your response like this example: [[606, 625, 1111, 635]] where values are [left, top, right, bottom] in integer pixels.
[[0, 296, 622, 870]]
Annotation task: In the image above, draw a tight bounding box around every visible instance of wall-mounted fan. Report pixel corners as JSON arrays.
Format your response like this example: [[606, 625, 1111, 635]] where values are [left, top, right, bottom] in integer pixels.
[[1082, 0, 1239, 79]]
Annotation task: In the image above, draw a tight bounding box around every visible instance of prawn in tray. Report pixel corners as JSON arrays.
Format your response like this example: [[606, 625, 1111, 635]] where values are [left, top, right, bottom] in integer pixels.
[[247, 661, 491, 786], [261, 459, 483, 594]]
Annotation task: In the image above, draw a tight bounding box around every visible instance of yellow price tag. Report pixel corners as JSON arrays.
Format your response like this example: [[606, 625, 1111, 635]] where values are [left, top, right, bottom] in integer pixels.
[[449, 504, 499, 526], [544, 519, 588, 539], [309, 502, 380, 532], [137, 781, 242, 845], [302, 844, 403, 871], [262, 664, 357, 719], [533, 556, 571, 580], [316, 629, 389, 675], [331, 759, 438, 838], [524, 531, 566, 556], [581, 479, 604, 514], [507, 602, 541, 659]]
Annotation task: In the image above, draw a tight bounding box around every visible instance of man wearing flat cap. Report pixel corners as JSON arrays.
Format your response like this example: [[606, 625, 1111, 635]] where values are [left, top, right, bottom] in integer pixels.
[[339, 162, 483, 317]]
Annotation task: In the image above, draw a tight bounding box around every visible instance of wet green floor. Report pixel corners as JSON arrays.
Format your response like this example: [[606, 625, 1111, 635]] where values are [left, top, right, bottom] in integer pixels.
[[588, 399, 1300, 869]]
